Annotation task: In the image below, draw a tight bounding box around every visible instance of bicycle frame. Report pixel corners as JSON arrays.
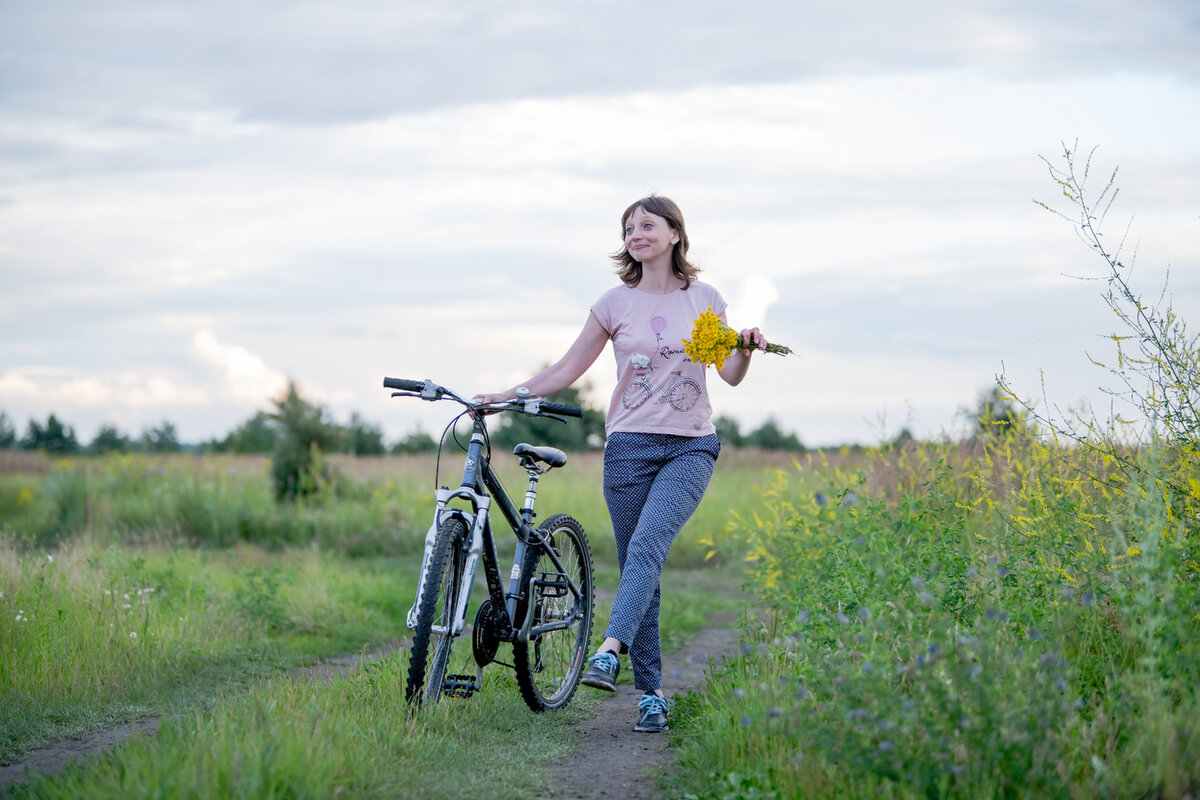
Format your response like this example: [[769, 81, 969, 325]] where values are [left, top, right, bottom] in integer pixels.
[[408, 415, 584, 646]]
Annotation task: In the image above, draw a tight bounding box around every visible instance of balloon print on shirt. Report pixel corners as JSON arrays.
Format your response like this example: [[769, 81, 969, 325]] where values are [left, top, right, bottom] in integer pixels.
[[651, 315, 667, 343], [621, 316, 703, 412]]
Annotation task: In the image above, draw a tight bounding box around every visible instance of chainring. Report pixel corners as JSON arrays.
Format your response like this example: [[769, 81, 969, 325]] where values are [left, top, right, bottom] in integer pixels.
[[472, 599, 502, 667]]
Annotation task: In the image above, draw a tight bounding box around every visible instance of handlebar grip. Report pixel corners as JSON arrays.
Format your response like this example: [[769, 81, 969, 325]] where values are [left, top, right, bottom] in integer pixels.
[[541, 401, 584, 418], [383, 377, 426, 392]]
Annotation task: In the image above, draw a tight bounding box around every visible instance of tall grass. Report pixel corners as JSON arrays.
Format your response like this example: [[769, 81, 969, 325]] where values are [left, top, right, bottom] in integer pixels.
[[0, 540, 416, 763], [0, 444, 768, 771], [670, 435, 1200, 799], [5, 561, 745, 798], [0, 447, 799, 566], [7, 656, 590, 799], [0, 454, 418, 556]]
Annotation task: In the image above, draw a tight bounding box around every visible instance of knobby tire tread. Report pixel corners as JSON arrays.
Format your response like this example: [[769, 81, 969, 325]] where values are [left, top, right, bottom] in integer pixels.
[[406, 517, 468, 706]]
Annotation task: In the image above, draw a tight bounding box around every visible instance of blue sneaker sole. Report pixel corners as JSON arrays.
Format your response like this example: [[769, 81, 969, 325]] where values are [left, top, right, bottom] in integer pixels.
[[580, 675, 617, 692], [634, 720, 668, 733]]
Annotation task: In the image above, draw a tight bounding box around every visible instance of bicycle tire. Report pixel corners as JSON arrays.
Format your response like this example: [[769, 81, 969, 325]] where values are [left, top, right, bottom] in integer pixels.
[[513, 514, 594, 712], [406, 517, 468, 706]]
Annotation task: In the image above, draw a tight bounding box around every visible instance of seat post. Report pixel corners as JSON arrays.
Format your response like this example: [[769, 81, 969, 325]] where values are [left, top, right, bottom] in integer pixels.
[[521, 468, 541, 522]]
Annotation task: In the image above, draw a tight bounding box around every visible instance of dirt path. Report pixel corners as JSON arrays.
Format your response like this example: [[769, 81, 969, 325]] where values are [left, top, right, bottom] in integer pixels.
[[0, 718, 163, 793], [1, 625, 741, 797], [0, 649, 398, 794], [541, 615, 742, 800]]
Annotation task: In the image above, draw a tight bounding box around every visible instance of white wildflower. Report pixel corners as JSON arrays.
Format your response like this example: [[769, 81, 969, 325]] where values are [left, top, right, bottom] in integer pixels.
[[129, 631, 137, 639]]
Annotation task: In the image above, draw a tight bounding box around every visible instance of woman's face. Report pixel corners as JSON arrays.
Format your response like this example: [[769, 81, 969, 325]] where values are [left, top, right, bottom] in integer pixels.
[[622, 206, 679, 267]]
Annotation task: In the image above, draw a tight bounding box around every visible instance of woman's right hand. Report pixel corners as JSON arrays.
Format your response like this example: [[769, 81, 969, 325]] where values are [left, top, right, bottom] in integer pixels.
[[469, 393, 509, 415], [471, 392, 506, 406]]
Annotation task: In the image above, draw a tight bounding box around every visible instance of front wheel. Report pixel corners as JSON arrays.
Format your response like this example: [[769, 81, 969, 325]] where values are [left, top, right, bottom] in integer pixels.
[[513, 514, 594, 712], [406, 517, 468, 706]]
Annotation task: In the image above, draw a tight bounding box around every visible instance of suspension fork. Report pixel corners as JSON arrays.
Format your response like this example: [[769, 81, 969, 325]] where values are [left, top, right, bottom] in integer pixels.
[[407, 431, 495, 634]]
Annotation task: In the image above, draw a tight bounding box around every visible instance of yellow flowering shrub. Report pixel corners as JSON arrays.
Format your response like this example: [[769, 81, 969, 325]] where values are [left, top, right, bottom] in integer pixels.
[[683, 306, 793, 370], [682, 307, 741, 370]]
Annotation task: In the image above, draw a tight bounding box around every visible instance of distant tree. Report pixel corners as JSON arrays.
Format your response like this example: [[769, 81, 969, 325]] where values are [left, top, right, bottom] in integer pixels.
[[140, 420, 182, 453], [968, 386, 1027, 439], [391, 430, 438, 454], [342, 412, 387, 456], [91, 424, 132, 454], [890, 427, 917, 449], [270, 380, 341, 502], [20, 414, 80, 453], [713, 414, 744, 447], [0, 412, 15, 448], [218, 411, 278, 453], [744, 417, 806, 451], [489, 381, 606, 452]]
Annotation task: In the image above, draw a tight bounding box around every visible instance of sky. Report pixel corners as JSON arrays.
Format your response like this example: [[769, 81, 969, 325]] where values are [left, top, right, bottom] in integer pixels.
[[1, 1, 1198, 448]]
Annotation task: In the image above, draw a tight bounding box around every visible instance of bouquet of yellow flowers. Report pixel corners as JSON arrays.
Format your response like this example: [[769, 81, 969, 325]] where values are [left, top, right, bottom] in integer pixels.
[[682, 306, 794, 370]]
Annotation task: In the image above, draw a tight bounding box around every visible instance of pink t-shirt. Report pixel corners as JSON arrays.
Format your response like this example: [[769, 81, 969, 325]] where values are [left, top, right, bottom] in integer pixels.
[[590, 280, 727, 437]]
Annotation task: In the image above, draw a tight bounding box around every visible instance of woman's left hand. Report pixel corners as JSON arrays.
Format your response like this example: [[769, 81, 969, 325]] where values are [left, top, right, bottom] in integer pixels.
[[740, 327, 768, 356]]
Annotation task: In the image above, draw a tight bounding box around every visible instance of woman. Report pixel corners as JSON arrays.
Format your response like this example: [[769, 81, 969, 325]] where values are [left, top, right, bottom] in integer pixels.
[[475, 194, 769, 732]]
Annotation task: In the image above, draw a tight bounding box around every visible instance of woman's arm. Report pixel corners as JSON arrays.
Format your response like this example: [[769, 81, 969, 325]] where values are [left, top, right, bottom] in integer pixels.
[[716, 311, 766, 387], [476, 312, 610, 403]]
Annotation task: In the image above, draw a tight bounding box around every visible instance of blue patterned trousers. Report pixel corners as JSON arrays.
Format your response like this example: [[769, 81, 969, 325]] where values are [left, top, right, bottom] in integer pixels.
[[602, 431, 720, 692]]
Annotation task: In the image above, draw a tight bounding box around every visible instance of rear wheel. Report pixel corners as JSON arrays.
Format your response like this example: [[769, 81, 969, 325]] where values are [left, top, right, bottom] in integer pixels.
[[513, 515, 594, 711], [407, 517, 468, 706]]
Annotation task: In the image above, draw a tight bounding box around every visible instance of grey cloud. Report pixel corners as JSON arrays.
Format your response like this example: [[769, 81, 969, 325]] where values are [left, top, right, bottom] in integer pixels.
[[2, 1, 1197, 125]]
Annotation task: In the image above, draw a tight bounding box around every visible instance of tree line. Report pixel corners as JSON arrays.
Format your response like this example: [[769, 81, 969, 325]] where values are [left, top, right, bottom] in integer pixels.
[[0, 380, 809, 457], [2, 379, 1032, 508]]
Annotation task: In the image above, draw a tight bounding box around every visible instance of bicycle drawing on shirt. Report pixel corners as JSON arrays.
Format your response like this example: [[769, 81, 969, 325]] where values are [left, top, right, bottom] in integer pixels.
[[621, 356, 702, 412]]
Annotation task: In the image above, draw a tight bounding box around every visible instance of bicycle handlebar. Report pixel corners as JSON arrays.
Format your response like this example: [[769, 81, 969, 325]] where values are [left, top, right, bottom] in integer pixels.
[[383, 377, 425, 393], [382, 377, 584, 419], [540, 401, 584, 418]]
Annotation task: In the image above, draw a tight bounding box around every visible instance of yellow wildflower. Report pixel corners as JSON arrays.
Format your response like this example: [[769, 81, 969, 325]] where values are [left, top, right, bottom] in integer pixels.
[[682, 306, 794, 370]]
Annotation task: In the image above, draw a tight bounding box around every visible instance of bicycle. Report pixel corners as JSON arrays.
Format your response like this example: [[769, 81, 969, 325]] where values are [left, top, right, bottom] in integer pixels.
[[383, 377, 595, 712]]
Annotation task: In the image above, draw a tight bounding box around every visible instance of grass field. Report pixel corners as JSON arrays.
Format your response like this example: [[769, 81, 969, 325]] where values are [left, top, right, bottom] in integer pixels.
[[0, 446, 777, 796], [2, 436, 1197, 798]]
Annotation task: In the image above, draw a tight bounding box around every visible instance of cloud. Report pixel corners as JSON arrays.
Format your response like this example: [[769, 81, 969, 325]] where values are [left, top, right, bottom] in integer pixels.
[[0, 371, 39, 398], [728, 276, 780, 331], [3, 2, 1195, 124], [1, 2, 1197, 448], [0, 367, 206, 409], [191, 330, 288, 404]]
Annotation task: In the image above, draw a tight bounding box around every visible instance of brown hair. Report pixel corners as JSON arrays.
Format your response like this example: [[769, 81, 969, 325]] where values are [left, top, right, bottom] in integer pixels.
[[610, 194, 700, 288]]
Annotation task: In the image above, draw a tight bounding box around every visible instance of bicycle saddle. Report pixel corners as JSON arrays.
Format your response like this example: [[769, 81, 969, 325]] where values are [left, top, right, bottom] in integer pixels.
[[513, 443, 568, 469]]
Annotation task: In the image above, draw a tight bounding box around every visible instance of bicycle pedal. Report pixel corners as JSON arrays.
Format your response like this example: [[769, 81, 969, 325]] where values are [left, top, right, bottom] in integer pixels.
[[443, 674, 479, 699]]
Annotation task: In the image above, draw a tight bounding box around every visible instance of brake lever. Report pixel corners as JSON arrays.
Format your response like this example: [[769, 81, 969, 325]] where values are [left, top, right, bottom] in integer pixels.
[[419, 380, 442, 400]]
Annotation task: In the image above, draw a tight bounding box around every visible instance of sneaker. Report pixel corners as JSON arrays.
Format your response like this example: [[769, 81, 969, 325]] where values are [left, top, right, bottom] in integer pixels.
[[580, 651, 619, 692], [634, 693, 669, 733]]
